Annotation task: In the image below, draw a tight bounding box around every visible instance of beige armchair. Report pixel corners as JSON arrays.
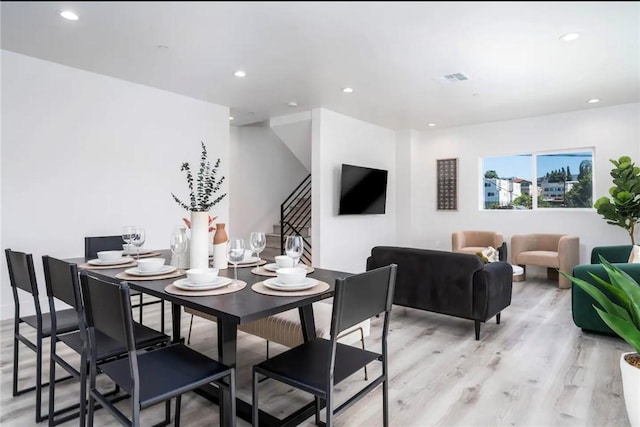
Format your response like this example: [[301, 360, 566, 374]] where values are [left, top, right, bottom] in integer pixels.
[[452, 230, 507, 261], [511, 233, 580, 289]]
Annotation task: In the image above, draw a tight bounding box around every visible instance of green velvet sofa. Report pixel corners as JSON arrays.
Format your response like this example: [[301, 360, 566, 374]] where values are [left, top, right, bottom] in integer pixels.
[[572, 245, 640, 335]]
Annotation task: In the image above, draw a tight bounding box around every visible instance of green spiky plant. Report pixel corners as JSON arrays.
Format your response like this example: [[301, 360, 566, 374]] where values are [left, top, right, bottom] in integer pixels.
[[594, 156, 640, 245], [171, 142, 227, 212], [561, 256, 640, 354]]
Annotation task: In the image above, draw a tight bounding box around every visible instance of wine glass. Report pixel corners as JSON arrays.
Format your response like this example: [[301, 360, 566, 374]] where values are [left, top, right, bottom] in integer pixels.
[[285, 235, 304, 267], [228, 238, 245, 283], [122, 225, 136, 255], [131, 228, 146, 260], [249, 232, 266, 262], [170, 227, 189, 270]]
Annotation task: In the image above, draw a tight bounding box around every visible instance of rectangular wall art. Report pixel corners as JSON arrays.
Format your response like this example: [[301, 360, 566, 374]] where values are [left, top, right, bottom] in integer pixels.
[[437, 158, 458, 211]]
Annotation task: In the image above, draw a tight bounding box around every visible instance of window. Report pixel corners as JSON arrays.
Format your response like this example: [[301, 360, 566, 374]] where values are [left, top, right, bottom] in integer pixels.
[[481, 150, 593, 210]]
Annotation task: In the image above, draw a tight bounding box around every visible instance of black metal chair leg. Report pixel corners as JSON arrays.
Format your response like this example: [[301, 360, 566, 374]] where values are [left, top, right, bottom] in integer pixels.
[[252, 369, 259, 427], [49, 337, 57, 427], [36, 333, 44, 423], [138, 293, 143, 323], [359, 327, 368, 380], [161, 300, 166, 334], [187, 315, 194, 345], [12, 330, 19, 396], [174, 396, 180, 427]]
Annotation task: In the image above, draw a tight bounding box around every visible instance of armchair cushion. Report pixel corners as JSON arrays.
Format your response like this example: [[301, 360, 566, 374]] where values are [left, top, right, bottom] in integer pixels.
[[452, 230, 507, 261]]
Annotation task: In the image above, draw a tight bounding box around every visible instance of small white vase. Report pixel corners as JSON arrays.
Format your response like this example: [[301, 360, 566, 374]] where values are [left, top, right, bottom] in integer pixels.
[[189, 211, 210, 269], [621, 352, 640, 427]]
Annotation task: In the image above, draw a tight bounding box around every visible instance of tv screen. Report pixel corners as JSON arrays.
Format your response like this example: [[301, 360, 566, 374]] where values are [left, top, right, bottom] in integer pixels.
[[338, 164, 388, 215]]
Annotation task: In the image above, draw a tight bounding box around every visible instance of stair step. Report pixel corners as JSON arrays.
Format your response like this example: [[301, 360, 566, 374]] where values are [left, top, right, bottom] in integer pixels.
[[272, 224, 311, 237], [266, 233, 311, 248]]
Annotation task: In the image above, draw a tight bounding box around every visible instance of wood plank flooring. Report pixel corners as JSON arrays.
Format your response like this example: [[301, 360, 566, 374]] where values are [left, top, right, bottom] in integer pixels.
[[0, 269, 631, 426]]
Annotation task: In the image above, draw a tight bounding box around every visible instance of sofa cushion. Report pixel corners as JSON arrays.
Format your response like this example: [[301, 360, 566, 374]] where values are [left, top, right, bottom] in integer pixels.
[[517, 250, 559, 268]]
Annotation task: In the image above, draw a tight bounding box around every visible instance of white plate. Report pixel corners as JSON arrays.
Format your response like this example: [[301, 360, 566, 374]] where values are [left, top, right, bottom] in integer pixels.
[[125, 265, 177, 277], [235, 256, 259, 265], [123, 248, 154, 256], [173, 277, 233, 291], [263, 263, 280, 272], [263, 277, 318, 292], [87, 257, 134, 266]]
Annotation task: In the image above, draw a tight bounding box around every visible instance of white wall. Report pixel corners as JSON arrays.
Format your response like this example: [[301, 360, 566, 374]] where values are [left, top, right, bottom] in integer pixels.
[[229, 123, 308, 240], [407, 103, 640, 263], [312, 108, 397, 274], [1, 51, 229, 320]]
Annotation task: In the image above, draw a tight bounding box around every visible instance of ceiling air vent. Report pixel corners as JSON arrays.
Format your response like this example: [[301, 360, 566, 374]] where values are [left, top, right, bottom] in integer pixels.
[[440, 72, 471, 83]]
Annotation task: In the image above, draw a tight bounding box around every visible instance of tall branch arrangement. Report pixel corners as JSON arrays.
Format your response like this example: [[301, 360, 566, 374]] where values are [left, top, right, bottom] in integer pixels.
[[171, 142, 227, 212]]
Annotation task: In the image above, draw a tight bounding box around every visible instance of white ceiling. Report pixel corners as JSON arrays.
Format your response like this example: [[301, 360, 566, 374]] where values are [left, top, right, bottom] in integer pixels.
[[2, 1, 639, 130]]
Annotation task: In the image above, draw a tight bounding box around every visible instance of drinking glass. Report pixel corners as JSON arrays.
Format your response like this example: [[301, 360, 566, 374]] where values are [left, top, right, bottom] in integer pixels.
[[170, 227, 189, 270], [228, 238, 245, 283], [131, 227, 146, 260], [249, 232, 266, 262], [122, 225, 136, 254], [285, 235, 304, 267]]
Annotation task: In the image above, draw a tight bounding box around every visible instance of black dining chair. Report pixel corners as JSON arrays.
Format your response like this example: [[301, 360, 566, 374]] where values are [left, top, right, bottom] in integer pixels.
[[80, 273, 236, 427], [84, 235, 166, 332], [251, 264, 397, 427], [4, 248, 79, 423], [43, 255, 170, 426]]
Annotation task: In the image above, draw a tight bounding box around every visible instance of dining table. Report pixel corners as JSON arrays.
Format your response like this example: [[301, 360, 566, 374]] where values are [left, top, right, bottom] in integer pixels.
[[65, 250, 350, 427]]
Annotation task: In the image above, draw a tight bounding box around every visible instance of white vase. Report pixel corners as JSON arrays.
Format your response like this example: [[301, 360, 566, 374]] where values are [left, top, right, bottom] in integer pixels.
[[189, 211, 210, 269], [621, 352, 640, 427]]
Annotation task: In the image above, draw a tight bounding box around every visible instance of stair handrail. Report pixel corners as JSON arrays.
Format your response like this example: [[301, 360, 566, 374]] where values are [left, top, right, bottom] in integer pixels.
[[280, 174, 312, 265]]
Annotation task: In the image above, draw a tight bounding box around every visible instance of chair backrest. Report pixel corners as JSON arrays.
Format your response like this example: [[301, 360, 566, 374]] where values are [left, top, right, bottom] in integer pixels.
[[80, 273, 132, 349], [331, 264, 397, 339], [5, 248, 39, 296], [42, 256, 82, 310], [84, 235, 123, 260]]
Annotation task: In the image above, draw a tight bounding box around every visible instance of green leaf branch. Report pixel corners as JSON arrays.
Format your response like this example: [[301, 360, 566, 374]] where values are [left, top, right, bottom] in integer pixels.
[[171, 141, 227, 212]]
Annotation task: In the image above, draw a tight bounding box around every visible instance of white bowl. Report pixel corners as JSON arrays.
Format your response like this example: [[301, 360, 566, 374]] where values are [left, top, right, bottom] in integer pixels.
[[275, 255, 294, 269], [136, 258, 166, 272], [97, 250, 123, 262], [276, 267, 307, 285], [186, 268, 219, 284]]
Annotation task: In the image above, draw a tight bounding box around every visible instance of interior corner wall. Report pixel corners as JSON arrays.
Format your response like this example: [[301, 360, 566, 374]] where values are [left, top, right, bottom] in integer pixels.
[[409, 103, 640, 264], [229, 123, 308, 240], [0, 50, 230, 320], [311, 108, 397, 274], [396, 129, 418, 247]]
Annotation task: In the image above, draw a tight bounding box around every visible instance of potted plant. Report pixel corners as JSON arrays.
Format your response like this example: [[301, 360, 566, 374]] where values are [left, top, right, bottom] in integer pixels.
[[594, 156, 640, 245], [561, 259, 640, 426], [171, 141, 226, 269]]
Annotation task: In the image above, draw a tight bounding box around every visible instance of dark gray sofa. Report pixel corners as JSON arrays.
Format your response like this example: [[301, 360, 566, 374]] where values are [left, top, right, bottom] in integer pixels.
[[366, 246, 513, 339]]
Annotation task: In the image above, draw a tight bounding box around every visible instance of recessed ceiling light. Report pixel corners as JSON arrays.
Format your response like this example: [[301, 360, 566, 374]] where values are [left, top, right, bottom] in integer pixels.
[[427, 123, 436, 127], [287, 101, 298, 107], [229, 116, 234, 121], [342, 87, 354, 93], [60, 10, 79, 21], [234, 70, 246, 77], [587, 98, 600, 104], [560, 32, 580, 41]]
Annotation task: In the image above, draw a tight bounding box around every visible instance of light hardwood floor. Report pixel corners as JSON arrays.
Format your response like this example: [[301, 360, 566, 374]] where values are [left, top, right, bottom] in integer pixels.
[[0, 268, 631, 426]]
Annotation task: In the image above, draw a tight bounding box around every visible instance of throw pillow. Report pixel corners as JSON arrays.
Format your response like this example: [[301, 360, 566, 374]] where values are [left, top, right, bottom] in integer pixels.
[[476, 246, 499, 264], [629, 245, 640, 263]]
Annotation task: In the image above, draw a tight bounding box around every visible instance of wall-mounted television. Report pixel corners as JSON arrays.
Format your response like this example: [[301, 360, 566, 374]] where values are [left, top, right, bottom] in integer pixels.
[[338, 163, 388, 215]]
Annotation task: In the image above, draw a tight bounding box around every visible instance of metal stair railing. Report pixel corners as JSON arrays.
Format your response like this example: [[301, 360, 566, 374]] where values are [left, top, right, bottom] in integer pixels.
[[280, 174, 312, 265]]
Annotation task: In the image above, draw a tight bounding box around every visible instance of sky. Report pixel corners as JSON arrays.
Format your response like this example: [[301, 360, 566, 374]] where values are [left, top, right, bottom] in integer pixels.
[[483, 152, 592, 180]]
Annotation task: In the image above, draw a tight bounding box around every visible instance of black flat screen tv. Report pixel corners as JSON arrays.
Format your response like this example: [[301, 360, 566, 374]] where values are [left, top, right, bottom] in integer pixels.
[[338, 164, 388, 215]]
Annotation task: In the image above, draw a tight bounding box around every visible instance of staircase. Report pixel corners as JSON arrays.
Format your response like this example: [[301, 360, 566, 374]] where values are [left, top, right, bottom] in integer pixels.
[[260, 174, 312, 265]]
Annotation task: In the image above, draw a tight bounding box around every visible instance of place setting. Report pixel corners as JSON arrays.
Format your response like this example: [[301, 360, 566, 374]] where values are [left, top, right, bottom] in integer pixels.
[[252, 255, 315, 277], [165, 267, 246, 296], [252, 263, 329, 297], [115, 258, 184, 281], [81, 250, 137, 270]]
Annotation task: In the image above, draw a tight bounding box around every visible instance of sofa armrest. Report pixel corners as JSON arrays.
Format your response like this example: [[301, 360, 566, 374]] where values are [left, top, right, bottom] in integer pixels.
[[558, 236, 580, 289], [572, 262, 640, 334], [472, 261, 513, 321], [452, 231, 466, 252], [511, 234, 534, 264], [591, 245, 633, 264]]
